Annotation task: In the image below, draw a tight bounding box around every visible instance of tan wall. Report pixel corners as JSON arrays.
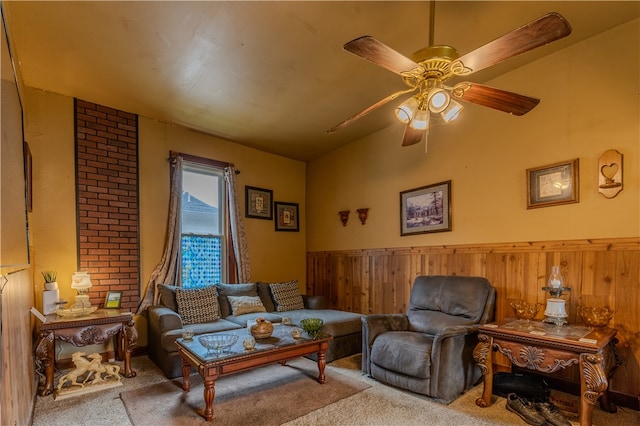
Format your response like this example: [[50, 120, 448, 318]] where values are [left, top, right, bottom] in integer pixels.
[[306, 19, 639, 251]]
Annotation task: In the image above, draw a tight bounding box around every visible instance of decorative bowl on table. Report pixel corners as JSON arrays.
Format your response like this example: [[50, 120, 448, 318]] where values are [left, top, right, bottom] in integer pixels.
[[510, 300, 542, 321], [198, 334, 239, 356], [578, 306, 614, 327], [300, 318, 324, 339]]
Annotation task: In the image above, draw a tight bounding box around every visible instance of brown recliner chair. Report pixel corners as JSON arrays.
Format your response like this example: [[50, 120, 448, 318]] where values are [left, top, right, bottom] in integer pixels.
[[361, 275, 496, 403]]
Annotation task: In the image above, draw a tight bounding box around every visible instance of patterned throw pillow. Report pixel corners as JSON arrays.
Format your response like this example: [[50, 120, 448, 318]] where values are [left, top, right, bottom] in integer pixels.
[[227, 295, 267, 316], [270, 280, 304, 312], [175, 286, 220, 325]]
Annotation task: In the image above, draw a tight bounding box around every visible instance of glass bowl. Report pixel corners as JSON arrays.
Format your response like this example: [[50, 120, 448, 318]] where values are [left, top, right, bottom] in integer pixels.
[[578, 306, 614, 327], [300, 318, 324, 339], [198, 333, 239, 356], [510, 300, 542, 321]]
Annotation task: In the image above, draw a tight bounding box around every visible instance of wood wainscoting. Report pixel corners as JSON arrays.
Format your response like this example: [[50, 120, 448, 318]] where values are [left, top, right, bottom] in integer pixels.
[[307, 237, 640, 404]]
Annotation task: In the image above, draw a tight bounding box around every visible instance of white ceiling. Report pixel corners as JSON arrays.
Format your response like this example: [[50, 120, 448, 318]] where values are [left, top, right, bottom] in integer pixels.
[[3, 1, 638, 161]]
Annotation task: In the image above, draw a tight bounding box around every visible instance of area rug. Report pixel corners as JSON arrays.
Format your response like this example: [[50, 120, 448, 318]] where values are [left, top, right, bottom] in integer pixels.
[[120, 358, 370, 425]]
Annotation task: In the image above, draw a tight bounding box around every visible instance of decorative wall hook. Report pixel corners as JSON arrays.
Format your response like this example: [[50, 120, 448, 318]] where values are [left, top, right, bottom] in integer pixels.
[[356, 208, 369, 225], [598, 149, 623, 199], [338, 210, 350, 226]]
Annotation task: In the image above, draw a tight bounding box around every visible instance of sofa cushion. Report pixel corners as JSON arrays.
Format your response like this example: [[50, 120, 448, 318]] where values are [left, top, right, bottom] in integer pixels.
[[270, 280, 304, 312], [285, 309, 363, 337], [256, 282, 277, 312], [216, 283, 258, 318], [228, 295, 267, 316], [175, 286, 220, 325], [158, 284, 179, 312]]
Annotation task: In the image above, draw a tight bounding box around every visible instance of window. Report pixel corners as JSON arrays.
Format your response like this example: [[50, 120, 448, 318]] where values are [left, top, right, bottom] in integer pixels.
[[180, 162, 225, 288]]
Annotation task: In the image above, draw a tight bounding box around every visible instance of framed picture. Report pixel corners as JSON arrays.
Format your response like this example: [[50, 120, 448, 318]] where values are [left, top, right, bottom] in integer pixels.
[[274, 201, 299, 232], [526, 159, 579, 209], [104, 291, 122, 309], [400, 180, 452, 236], [245, 186, 273, 220]]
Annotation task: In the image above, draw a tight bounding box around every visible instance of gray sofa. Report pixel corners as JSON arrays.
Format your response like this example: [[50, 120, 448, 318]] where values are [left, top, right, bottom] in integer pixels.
[[147, 281, 363, 378]]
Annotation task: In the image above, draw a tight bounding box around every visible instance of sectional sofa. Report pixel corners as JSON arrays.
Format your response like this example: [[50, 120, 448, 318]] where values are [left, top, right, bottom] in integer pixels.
[[147, 280, 363, 378]]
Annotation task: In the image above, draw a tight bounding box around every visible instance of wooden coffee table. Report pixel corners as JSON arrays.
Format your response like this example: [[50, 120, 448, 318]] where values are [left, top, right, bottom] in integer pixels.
[[176, 326, 332, 421]]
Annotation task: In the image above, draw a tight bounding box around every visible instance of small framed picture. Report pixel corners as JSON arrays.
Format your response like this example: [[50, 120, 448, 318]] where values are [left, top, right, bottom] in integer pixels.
[[245, 186, 273, 220], [104, 291, 122, 309], [400, 180, 452, 236], [526, 159, 579, 209], [274, 201, 299, 232]]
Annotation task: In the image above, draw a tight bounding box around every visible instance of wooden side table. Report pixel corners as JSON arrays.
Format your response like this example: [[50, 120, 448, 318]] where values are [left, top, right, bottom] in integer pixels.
[[473, 320, 619, 426], [34, 309, 138, 396]]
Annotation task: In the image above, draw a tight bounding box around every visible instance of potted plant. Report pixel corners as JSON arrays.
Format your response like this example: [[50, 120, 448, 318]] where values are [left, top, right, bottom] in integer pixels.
[[42, 270, 58, 291]]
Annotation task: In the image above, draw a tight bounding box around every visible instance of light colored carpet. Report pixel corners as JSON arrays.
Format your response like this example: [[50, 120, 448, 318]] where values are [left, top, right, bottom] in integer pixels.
[[120, 357, 370, 425], [32, 354, 640, 426]]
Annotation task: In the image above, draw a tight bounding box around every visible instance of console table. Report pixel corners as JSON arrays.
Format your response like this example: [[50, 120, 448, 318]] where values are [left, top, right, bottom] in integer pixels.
[[34, 309, 138, 396], [473, 320, 619, 426]]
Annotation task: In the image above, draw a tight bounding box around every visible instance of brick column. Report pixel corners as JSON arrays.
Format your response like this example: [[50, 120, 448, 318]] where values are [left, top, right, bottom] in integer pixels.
[[75, 99, 139, 311]]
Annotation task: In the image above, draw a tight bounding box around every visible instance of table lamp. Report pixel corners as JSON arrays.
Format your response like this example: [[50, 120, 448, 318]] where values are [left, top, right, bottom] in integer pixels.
[[71, 272, 92, 309], [542, 266, 570, 325]]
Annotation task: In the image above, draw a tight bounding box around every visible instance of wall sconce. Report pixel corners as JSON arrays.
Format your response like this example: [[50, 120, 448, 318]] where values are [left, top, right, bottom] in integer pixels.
[[338, 210, 350, 226], [598, 149, 623, 199], [356, 208, 369, 225]]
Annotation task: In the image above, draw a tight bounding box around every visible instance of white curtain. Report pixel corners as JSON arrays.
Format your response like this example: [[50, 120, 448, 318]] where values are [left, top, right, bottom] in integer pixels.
[[225, 166, 251, 282], [136, 156, 183, 314]]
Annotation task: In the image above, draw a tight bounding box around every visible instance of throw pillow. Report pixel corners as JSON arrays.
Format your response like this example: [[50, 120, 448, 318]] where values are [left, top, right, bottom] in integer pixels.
[[175, 286, 220, 325], [227, 295, 267, 316], [158, 284, 179, 312], [256, 282, 276, 312], [270, 280, 304, 312], [216, 283, 258, 318]]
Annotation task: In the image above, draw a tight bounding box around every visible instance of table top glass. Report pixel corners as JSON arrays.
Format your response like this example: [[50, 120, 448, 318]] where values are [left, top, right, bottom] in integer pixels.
[[176, 324, 331, 364]]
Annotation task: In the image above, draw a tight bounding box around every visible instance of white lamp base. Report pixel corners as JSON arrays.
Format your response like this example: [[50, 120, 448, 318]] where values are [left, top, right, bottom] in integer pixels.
[[544, 298, 568, 325], [73, 294, 91, 309]]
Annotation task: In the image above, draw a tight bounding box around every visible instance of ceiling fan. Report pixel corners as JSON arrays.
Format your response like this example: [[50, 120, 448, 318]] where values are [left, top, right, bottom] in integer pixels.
[[327, 7, 572, 148]]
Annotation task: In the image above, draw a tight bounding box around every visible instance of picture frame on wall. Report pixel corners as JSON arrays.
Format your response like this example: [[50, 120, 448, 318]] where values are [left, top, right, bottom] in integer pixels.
[[526, 159, 579, 209], [104, 291, 122, 309], [245, 186, 273, 220], [400, 180, 452, 236], [274, 201, 299, 232]]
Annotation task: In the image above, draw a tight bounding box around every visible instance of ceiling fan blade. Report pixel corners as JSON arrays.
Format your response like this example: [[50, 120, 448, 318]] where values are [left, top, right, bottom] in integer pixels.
[[327, 88, 417, 133], [452, 82, 540, 116], [344, 36, 420, 75], [402, 125, 425, 147], [453, 12, 572, 75]]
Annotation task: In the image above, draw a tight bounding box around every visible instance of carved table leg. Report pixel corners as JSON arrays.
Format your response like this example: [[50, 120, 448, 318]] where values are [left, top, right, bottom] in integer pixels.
[[317, 343, 328, 384], [35, 332, 55, 396], [121, 320, 138, 378], [181, 357, 191, 392], [579, 353, 607, 426], [203, 378, 216, 421], [473, 334, 493, 408]]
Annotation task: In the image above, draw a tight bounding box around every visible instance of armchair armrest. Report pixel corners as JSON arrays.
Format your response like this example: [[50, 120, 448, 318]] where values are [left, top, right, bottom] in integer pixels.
[[361, 314, 408, 375], [302, 295, 326, 310], [148, 305, 183, 333]]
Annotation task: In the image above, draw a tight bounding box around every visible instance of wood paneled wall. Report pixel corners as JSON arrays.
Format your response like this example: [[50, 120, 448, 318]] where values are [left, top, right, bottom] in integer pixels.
[[307, 237, 640, 399]]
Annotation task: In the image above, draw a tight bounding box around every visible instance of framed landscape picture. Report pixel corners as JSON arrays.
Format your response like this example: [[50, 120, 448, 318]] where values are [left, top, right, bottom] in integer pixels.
[[400, 180, 452, 236], [104, 291, 122, 309], [526, 159, 579, 209], [245, 186, 273, 220], [274, 201, 299, 232]]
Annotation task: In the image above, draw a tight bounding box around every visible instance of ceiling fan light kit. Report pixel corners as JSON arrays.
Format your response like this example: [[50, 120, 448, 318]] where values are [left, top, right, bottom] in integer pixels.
[[328, 11, 572, 150]]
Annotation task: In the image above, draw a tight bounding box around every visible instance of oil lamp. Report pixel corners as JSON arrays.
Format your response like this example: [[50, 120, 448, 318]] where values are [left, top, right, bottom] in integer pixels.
[[542, 266, 570, 325]]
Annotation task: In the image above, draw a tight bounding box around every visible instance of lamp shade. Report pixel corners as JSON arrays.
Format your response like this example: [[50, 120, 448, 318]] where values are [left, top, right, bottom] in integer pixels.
[[395, 97, 419, 124], [71, 272, 92, 291]]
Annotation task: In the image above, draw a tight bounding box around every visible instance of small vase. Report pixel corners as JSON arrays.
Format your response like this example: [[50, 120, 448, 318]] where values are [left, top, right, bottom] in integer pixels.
[[250, 317, 273, 339], [44, 281, 58, 291]]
